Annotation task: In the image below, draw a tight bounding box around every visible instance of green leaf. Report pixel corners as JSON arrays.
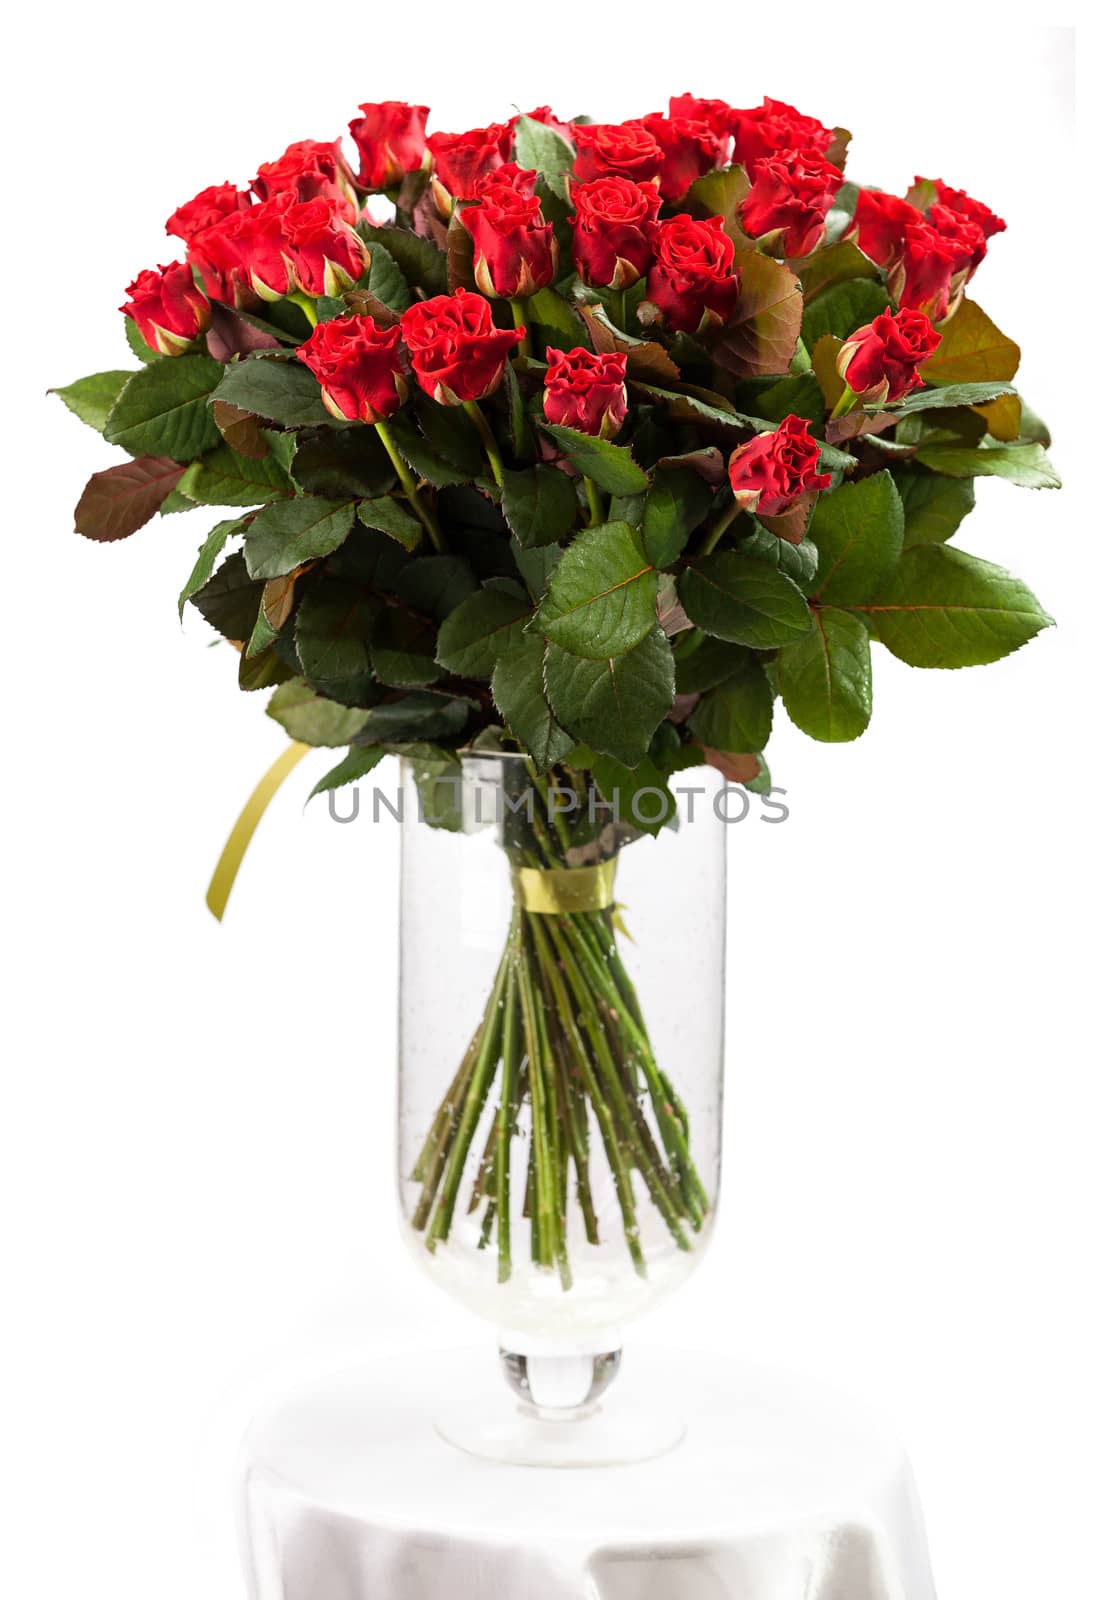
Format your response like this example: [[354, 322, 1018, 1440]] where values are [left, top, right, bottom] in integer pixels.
[[539, 424, 649, 494], [357, 496, 424, 552], [414, 393, 485, 476], [491, 633, 574, 768], [514, 114, 575, 181], [177, 444, 294, 507], [104, 355, 223, 460], [714, 249, 804, 378], [364, 240, 413, 311], [190, 552, 264, 642], [513, 535, 562, 601], [914, 441, 1061, 488], [295, 576, 378, 705], [688, 655, 773, 752], [292, 427, 396, 498], [354, 690, 472, 745], [673, 634, 752, 694], [371, 608, 443, 687], [806, 470, 904, 605], [687, 164, 751, 241], [778, 608, 872, 741], [52, 370, 132, 433], [882, 381, 1017, 415], [800, 279, 891, 350], [239, 644, 295, 692], [387, 414, 472, 487], [243, 498, 356, 579], [861, 544, 1053, 667], [747, 372, 825, 427], [893, 467, 975, 548], [179, 518, 244, 617], [543, 626, 675, 767], [361, 225, 448, 296], [501, 463, 579, 548], [266, 679, 369, 746], [124, 316, 160, 363], [590, 752, 676, 835], [309, 744, 386, 800], [642, 468, 714, 568], [400, 745, 466, 831], [919, 298, 1020, 385], [794, 238, 879, 297], [74, 456, 185, 542], [209, 358, 331, 428], [395, 556, 479, 620], [534, 521, 658, 658], [527, 288, 588, 354], [436, 582, 531, 676], [741, 522, 819, 587], [679, 553, 813, 649]]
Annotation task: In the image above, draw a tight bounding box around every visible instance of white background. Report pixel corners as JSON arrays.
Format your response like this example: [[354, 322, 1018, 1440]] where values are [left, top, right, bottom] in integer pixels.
[[2, 14, 1102, 1600]]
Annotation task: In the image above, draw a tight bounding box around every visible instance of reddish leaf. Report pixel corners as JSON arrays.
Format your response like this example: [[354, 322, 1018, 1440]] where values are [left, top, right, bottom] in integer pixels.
[[206, 305, 282, 362], [74, 457, 185, 542], [578, 303, 681, 383], [711, 250, 803, 378], [760, 489, 818, 546], [698, 744, 762, 785], [212, 401, 270, 459]]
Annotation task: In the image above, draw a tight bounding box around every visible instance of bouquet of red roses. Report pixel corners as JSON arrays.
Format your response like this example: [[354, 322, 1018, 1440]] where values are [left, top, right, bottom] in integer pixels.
[[55, 96, 1057, 1285]]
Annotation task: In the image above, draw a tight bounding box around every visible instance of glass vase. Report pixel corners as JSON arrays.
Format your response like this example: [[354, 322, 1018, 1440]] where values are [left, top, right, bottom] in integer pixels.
[[397, 752, 726, 1463]]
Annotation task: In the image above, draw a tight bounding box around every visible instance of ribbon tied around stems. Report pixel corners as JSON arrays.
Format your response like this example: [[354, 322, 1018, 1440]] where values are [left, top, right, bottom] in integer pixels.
[[511, 858, 618, 916]]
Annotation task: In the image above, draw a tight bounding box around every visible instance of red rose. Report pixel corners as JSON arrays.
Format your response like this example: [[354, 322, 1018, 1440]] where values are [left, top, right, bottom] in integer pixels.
[[165, 182, 250, 244], [739, 148, 842, 257], [852, 189, 924, 268], [668, 94, 734, 162], [427, 123, 514, 200], [400, 288, 524, 404], [641, 112, 719, 201], [121, 262, 211, 356], [460, 165, 557, 298], [645, 213, 738, 335], [889, 221, 963, 320], [349, 102, 430, 192], [836, 307, 941, 403], [252, 140, 357, 219], [543, 346, 628, 439], [730, 97, 835, 168], [571, 175, 661, 289], [728, 414, 831, 517], [572, 121, 664, 186], [925, 178, 1006, 240], [189, 196, 292, 304], [519, 106, 577, 144], [298, 314, 407, 423], [281, 196, 368, 296], [928, 202, 988, 275]]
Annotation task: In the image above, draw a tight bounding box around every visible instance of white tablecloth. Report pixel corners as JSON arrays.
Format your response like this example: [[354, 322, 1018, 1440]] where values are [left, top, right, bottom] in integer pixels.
[[237, 1349, 937, 1600]]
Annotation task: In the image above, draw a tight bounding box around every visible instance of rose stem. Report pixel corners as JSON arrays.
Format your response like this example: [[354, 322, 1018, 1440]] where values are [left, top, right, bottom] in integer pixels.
[[516, 935, 559, 1270], [495, 953, 522, 1282], [287, 290, 318, 327], [534, 929, 599, 1246], [462, 400, 505, 489], [696, 497, 744, 557], [509, 298, 531, 362], [531, 918, 646, 1275], [829, 383, 858, 420], [373, 420, 446, 551], [585, 478, 605, 527], [427, 949, 511, 1248], [526, 929, 572, 1289]]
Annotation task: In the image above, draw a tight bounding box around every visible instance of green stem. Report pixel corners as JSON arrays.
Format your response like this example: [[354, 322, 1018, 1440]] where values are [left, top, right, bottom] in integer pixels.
[[495, 942, 522, 1283], [697, 497, 743, 557], [509, 298, 531, 363], [516, 944, 557, 1269], [585, 478, 605, 528], [463, 400, 505, 489], [287, 290, 318, 327], [830, 383, 858, 420], [374, 420, 446, 552]]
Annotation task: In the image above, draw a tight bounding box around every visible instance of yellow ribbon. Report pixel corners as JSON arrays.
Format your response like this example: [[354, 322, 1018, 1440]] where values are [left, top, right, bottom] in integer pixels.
[[512, 858, 617, 916], [206, 742, 311, 921]]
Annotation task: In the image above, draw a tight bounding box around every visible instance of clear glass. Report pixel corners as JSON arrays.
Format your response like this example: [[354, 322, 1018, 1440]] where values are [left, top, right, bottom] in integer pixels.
[[396, 753, 726, 1460]]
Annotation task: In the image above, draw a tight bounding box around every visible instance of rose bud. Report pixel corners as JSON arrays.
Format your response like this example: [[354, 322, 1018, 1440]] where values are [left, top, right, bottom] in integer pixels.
[[281, 197, 369, 296], [165, 182, 251, 244], [836, 308, 941, 404], [218, 195, 297, 302], [349, 101, 430, 193], [851, 189, 924, 268], [739, 148, 842, 258], [889, 221, 963, 321], [542, 346, 628, 439], [460, 165, 557, 298], [728, 414, 831, 517], [426, 122, 514, 202], [641, 113, 719, 202], [668, 94, 735, 164], [730, 96, 835, 168], [400, 287, 524, 405], [571, 175, 661, 290], [924, 178, 1007, 240], [121, 262, 211, 356], [645, 214, 738, 335], [572, 121, 664, 186], [252, 139, 358, 219], [298, 315, 407, 423]]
